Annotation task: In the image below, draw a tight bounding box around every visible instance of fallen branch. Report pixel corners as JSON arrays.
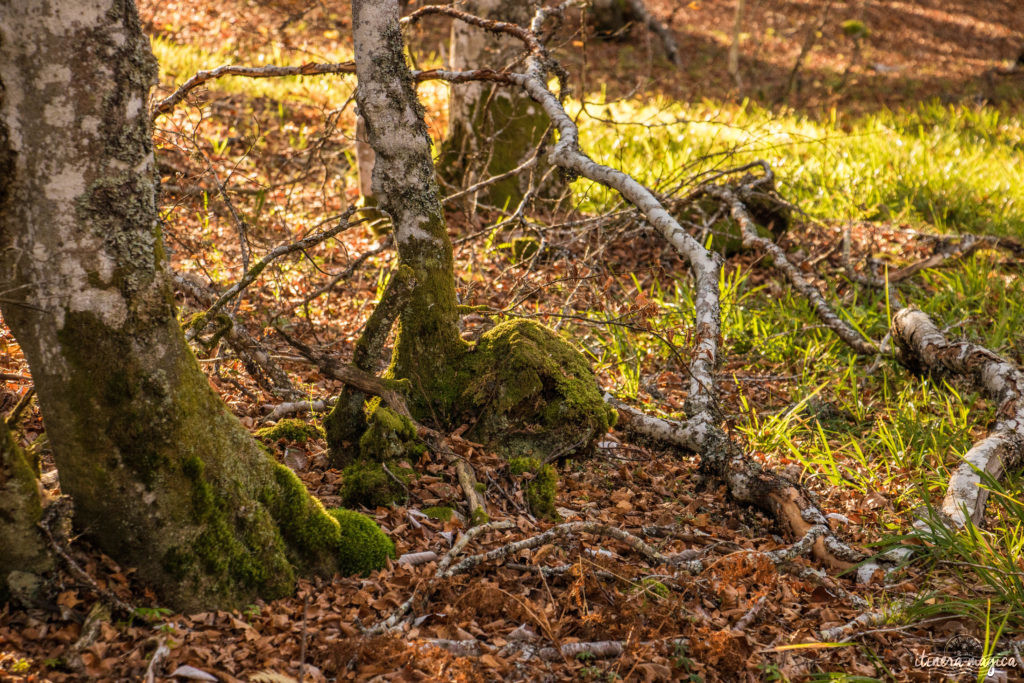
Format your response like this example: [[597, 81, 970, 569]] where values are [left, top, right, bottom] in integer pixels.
[[706, 180, 877, 355], [892, 307, 1024, 526], [367, 519, 517, 634], [443, 520, 704, 577], [262, 398, 333, 422], [820, 611, 888, 642], [153, 62, 357, 118], [455, 460, 489, 524]]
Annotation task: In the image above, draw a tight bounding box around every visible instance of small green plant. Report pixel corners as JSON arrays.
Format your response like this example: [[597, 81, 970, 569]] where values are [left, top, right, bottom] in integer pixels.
[[671, 641, 703, 682], [840, 19, 870, 39]]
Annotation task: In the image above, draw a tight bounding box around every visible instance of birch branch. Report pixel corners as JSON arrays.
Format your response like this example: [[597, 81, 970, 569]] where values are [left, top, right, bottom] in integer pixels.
[[892, 307, 1024, 526]]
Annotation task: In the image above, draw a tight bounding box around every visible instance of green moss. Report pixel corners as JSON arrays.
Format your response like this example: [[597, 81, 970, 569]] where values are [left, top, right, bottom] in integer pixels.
[[263, 463, 394, 574], [255, 419, 325, 445], [328, 508, 395, 574], [358, 404, 423, 462], [635, 578, 671, 600], [422, 505, 454, 522], [341, 458, 410, 508], [470, 507, 490, 526], [458, 319, 615, 461], [509, 456, 558, 520]]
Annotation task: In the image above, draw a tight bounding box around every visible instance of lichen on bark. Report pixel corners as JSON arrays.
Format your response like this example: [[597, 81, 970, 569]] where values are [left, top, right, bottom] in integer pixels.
[[0, 0, 391, 611]]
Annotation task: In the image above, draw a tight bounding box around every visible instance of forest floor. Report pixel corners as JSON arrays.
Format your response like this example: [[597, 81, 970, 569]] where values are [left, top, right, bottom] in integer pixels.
[[2, 1, 1024, 681]]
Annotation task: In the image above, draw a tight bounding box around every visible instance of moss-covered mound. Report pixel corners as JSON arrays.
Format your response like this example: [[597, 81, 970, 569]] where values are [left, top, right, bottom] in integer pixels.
[[328, 508, 395, 574], [459, 319, 616, 461], [340, 404, 422, 508], [255, 418, 324, 445]]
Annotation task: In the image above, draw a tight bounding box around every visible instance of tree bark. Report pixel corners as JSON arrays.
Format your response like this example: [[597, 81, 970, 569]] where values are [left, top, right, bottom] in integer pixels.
[[439, 0, 551, 207], [348, 0, 469, 420], [0, 0, 391, 611]]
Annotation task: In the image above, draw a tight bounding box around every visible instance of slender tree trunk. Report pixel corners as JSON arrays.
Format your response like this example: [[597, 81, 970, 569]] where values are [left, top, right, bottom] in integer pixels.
[[0, 0, 391, 611], [349, 0, 469, 420], [439, 0, 551, 208], [328, 0, 614, 475]]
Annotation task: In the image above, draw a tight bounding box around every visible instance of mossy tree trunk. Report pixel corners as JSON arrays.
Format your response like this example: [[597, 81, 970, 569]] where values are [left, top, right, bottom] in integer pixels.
[[0, 419, 52, 599], [345, 0, 470, 423], [0, 0, 391, 612], [438, 0, 552, 208], [327, 1, 615, 483]]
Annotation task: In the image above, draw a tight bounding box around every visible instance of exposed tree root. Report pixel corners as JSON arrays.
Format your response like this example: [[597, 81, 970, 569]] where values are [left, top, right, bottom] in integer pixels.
[[892, 307, 1024, 526]]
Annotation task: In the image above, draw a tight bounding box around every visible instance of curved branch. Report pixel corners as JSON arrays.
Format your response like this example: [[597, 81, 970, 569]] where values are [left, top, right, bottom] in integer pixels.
[[892, 307, 1024, 526]]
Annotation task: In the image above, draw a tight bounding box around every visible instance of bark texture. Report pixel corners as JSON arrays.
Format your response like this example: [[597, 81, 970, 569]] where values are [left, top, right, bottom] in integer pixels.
[[893, 307, 1024, 526], [0, 0, 391, 611], [350, 0, 468, 414], [440, 0, 551, 207]]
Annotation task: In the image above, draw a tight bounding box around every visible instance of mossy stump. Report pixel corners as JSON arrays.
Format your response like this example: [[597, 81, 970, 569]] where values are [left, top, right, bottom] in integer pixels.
[[457, 319, 617, 462], [340, 404, 422, 509]]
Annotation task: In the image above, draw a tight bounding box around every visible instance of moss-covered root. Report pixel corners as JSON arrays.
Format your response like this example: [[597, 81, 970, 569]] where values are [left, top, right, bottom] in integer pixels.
[[0, 420, 52, 601], [509, 456, 559, 521], [255, 418, 324, 445], [340, 404, 422, 508], [461, 319, 617, 461], [341, 458, 412, 509], [261, 463, 394, 576]]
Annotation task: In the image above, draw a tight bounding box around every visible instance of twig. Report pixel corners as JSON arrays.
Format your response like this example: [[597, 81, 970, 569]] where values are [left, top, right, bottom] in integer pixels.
[[187, 207, 360, 340], [455, 460, 488, 523], [143, 638, 170, 683], [153, 62, 358, 118]]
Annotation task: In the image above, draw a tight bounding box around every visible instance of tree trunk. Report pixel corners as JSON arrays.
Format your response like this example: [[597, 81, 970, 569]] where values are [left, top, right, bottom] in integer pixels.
[[348, 0, 469, 418], [0, 0, 391, 611], [328, 0, 614, 473], [439, 0, 551, 208], [0, 419, 52, 599]]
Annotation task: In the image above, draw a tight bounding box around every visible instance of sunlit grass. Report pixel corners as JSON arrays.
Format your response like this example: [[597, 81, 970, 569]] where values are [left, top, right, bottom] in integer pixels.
[[573, 98, 1024, 237], [151, 36, 356, 106], [574, 98, 1024, 636]]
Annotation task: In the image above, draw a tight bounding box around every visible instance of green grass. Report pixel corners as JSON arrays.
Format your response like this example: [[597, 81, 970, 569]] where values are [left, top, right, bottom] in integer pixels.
[[571, 97, 1024, 636], [573, 98, 1024, 237], [151, 37, 356, 106]]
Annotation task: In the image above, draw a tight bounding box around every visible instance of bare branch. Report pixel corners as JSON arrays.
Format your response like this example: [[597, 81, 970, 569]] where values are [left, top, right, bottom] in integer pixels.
[[893, 307, 1024, 526]]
